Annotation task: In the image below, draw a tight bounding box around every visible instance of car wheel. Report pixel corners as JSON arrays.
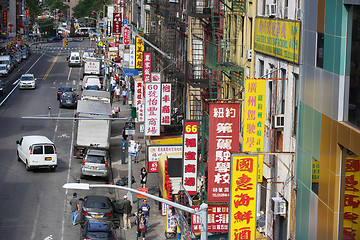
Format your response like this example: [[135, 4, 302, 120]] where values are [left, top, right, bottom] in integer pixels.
[[25, 160, 30, 171], [17, 151, 21, 162]]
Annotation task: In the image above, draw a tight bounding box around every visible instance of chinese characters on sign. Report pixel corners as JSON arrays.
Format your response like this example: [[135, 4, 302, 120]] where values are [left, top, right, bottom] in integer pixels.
[[207, 103, 240, 202], [123, 26, 130, 45], [343, 156, 360, 239], [192, 205, 229, 232], [182, 121, 198, 195], [3, 11, 7, 27], [134, 78, 144, 122], [135, 37, 144, 69], [147, 145, 182, 173], [143, 53, 151, 83], [129, 44, 135, 69], [144, 83, 161, 136], [229, 155, 258, 240], [112, 13, 122, 35], [151, 72, 161, 83], [161, 83, 171, 125]]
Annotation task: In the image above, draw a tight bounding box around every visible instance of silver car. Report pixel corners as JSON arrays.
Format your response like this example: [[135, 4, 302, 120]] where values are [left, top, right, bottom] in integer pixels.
[[19, 74, 36, 89], [81, 149, 110, 181]]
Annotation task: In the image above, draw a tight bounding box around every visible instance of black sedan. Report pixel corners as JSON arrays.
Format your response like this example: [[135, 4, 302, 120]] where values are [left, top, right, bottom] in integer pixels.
[[59, 92, 78, 108], [80, 220, 117, 240], [47, 35, 63, 42], [81, 195, 114, 221], [57, 86, 73, 100]]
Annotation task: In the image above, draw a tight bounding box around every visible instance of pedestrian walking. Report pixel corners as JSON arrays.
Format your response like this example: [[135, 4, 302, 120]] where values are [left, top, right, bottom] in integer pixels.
[[69, 193, 80, 226], [110, 76, 116, 88], [138, 215, 147, 240], [134, 209, 145, 226], [122, 88, 128, 105], [140, 199, 150, 227], [140, 167, 147, 188], [135, 140, 142, 163], [115, 86, 121, 101], [122, 195, 132, 230]]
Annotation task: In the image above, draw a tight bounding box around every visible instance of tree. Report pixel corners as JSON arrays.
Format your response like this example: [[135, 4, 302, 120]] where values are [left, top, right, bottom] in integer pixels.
[[73, 0, 108, 19]]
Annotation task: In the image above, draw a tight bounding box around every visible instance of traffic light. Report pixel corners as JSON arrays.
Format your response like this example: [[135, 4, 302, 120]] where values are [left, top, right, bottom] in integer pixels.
[[53, 25, 56, 30], [63, 40, 66, 47], [66, 40, 68, 47]]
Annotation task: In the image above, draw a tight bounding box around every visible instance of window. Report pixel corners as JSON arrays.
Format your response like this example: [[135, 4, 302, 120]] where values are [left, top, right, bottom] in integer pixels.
[[33, 146, 43, 154], [312, 158, 319, 195], [293, 73, 299, 135], [280, 69, 287, 114], [259, 60, 264, 78], [316, 32, 324, 68], [44, 145, 54, 154]]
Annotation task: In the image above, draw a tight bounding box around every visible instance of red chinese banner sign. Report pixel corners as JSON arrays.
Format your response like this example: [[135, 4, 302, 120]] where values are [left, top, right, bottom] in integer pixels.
[[207, 102, 240, 202], [112, 13, 122, 34], [143, 53, 151, 83], [229, 155, 258, 240], [161, 83, 171, 125], [134, 78, 144, 122], [144, 83, 161, 136], [147, 145, 182, 173], [135, 37, 144, 69], [192, 205, 229, 232], [182, 121, 198, 195], [343, 156, 360, 239], [123, 26, 130, 45]]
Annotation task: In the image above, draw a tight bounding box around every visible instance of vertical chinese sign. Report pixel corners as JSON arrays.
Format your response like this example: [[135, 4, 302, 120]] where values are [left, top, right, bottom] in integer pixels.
[[3, 11, 7, 28], [161, 83, 171, 125], [135, 37, 144, 69], [123, 26, 130, 45], [207, 102, 240, 202], [243, 79, 266, 182], [144, 83, 161, 136], [343, 156, 360, 239], [129, 44, 135, 69], [229, 155, 258, 240], [143, 53, 151, 83], [134, 78, 144, 122], [112, 13, 122, 35], [182, 121, 198, 195]]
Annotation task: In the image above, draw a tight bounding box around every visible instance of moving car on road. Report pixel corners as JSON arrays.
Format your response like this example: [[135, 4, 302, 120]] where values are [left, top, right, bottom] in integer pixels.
[[80, 220, 117, 240], [0, 80, 4, 95], [57, 86, 73, 100], [59, 91, 78, 108], [81, 149, 110, 181], [19, 74, 36, 89], [0, 64, 9, 76], [81, 195, 114, 221], [47, 35, 62, 42]]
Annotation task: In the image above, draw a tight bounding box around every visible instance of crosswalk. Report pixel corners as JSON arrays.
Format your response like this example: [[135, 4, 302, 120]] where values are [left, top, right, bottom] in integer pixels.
[[34, 47, 96, 53]]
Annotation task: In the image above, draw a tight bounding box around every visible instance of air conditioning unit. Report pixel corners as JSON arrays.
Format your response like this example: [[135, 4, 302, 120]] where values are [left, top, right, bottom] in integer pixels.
[[151, 21, 155, 27], [296, 8, 301, 20], [272, 197, 286, 215], [248, 0, 252, 3], [246, 49, 252, 60], [266, 4, 277, 16], [273, 114, 285, 128], [284, 7, 288, 18]]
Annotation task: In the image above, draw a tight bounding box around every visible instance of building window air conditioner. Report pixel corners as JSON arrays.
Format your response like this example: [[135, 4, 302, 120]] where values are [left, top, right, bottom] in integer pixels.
[[246, 49, 252, 60], [273, 114, 285, 128], [272, 197, 286, 215], [266, 4, 277, 16]]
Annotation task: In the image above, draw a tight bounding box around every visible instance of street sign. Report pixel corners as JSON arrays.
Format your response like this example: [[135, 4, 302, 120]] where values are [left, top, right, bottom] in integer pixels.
[[123, 19, 128, 26], [125, 121, 136, 135], [113, 13, 122, 35], [98, 41, 103, 47], [123, 26, 130, 45], [138, 188, 148, 198]]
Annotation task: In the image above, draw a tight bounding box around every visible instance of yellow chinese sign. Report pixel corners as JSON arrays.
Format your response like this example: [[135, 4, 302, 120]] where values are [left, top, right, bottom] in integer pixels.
[[135, 37, 144, 69], [254, 17, 300, 64], [312, 159, 320, 183], [230, 155, 258, 240], [343, 156, 360, 238]]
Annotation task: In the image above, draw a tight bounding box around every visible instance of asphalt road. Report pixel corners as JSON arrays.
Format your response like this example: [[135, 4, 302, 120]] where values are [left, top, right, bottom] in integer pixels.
[[0, 39, 117, 240]]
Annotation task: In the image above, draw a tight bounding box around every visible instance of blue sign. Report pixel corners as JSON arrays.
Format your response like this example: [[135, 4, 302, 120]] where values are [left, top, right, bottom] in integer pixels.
[[123, 69, 139, 76], [123, 19, 128, 26]]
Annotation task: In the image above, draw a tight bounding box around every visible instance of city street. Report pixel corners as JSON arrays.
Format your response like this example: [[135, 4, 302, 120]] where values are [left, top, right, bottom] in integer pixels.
[[0, 39, 116, 240]]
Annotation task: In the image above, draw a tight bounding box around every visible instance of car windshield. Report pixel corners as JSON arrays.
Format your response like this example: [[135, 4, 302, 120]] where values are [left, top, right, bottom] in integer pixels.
[[60, 87, 72, 92], [86, 86, 100, 90], [62, 92, 74, 98], [86, 155, 105, 164], [71, 56, 80, 60], [0, 66, 6, 70], [21, 76, 34, 81], [87, 201, 107, 208], [86, 232, 113, 238]]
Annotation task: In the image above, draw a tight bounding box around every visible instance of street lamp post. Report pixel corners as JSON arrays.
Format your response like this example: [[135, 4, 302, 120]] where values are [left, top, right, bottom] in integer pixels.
[[63, 183, 208, 240]]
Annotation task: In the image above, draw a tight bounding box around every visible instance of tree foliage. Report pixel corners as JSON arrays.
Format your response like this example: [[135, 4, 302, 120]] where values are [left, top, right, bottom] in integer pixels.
[[43, 0, 69, 12], [73, 0, 107, 18]]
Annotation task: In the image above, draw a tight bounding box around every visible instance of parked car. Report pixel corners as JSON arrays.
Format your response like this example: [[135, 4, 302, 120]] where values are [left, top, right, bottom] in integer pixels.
[[47, 35, 62, 42], [82, 76, 101, 90], [81, 149, 110, 181], [80, 220, 117, 240], [81, 195, 114, 221], [0, 80, 4, 95], [19, 74, 36, 89], [16, 135, 57, 171], [0, 64, 9, 76], [21, 48, 29, 59], [57, 86, 73, 100], [59, 91, 78, 108]]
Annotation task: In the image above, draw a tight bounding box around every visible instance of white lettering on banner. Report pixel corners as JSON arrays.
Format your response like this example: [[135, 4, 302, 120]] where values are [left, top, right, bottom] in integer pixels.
[[182, 121, 198, 195], [147, 145, 182, 172], [143, 53, 151, 83], [134, 79, 144, 122], [144, 83, 160, 136], [161, 83, 171, 125]]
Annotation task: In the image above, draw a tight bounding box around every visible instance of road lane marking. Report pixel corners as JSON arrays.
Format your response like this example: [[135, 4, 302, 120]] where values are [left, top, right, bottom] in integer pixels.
[[43, 52, 60, 80], [30, 191, 43, 240]]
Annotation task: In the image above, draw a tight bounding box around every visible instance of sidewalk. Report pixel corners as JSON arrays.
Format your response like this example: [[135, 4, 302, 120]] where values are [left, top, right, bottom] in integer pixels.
[[110, 98, 167, 240]]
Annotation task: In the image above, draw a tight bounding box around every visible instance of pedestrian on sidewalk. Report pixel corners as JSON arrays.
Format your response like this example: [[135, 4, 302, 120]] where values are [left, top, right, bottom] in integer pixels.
[[122, 88, 128, 105], [115, 86, 121, 101], [135, 140, 142, 163], [138, 215, 147, 240], [140, 199, 150, 227], [140, 167, 147, 188], [122, 195, 132, 230], [69, 193, 80, 226]]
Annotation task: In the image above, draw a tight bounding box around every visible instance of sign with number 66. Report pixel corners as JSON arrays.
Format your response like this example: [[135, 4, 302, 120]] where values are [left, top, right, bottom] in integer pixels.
[[185, 122, 198, 134]]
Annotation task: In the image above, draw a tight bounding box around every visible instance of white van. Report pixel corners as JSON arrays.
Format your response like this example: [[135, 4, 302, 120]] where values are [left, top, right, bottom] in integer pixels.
[[68, 52, 82, 67], [16, 136, 57, 171], [82, 75, 101, 90]]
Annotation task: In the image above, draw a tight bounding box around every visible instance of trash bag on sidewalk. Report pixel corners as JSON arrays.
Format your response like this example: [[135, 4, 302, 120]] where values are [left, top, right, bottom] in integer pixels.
[[116, 176, 136, 186]]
